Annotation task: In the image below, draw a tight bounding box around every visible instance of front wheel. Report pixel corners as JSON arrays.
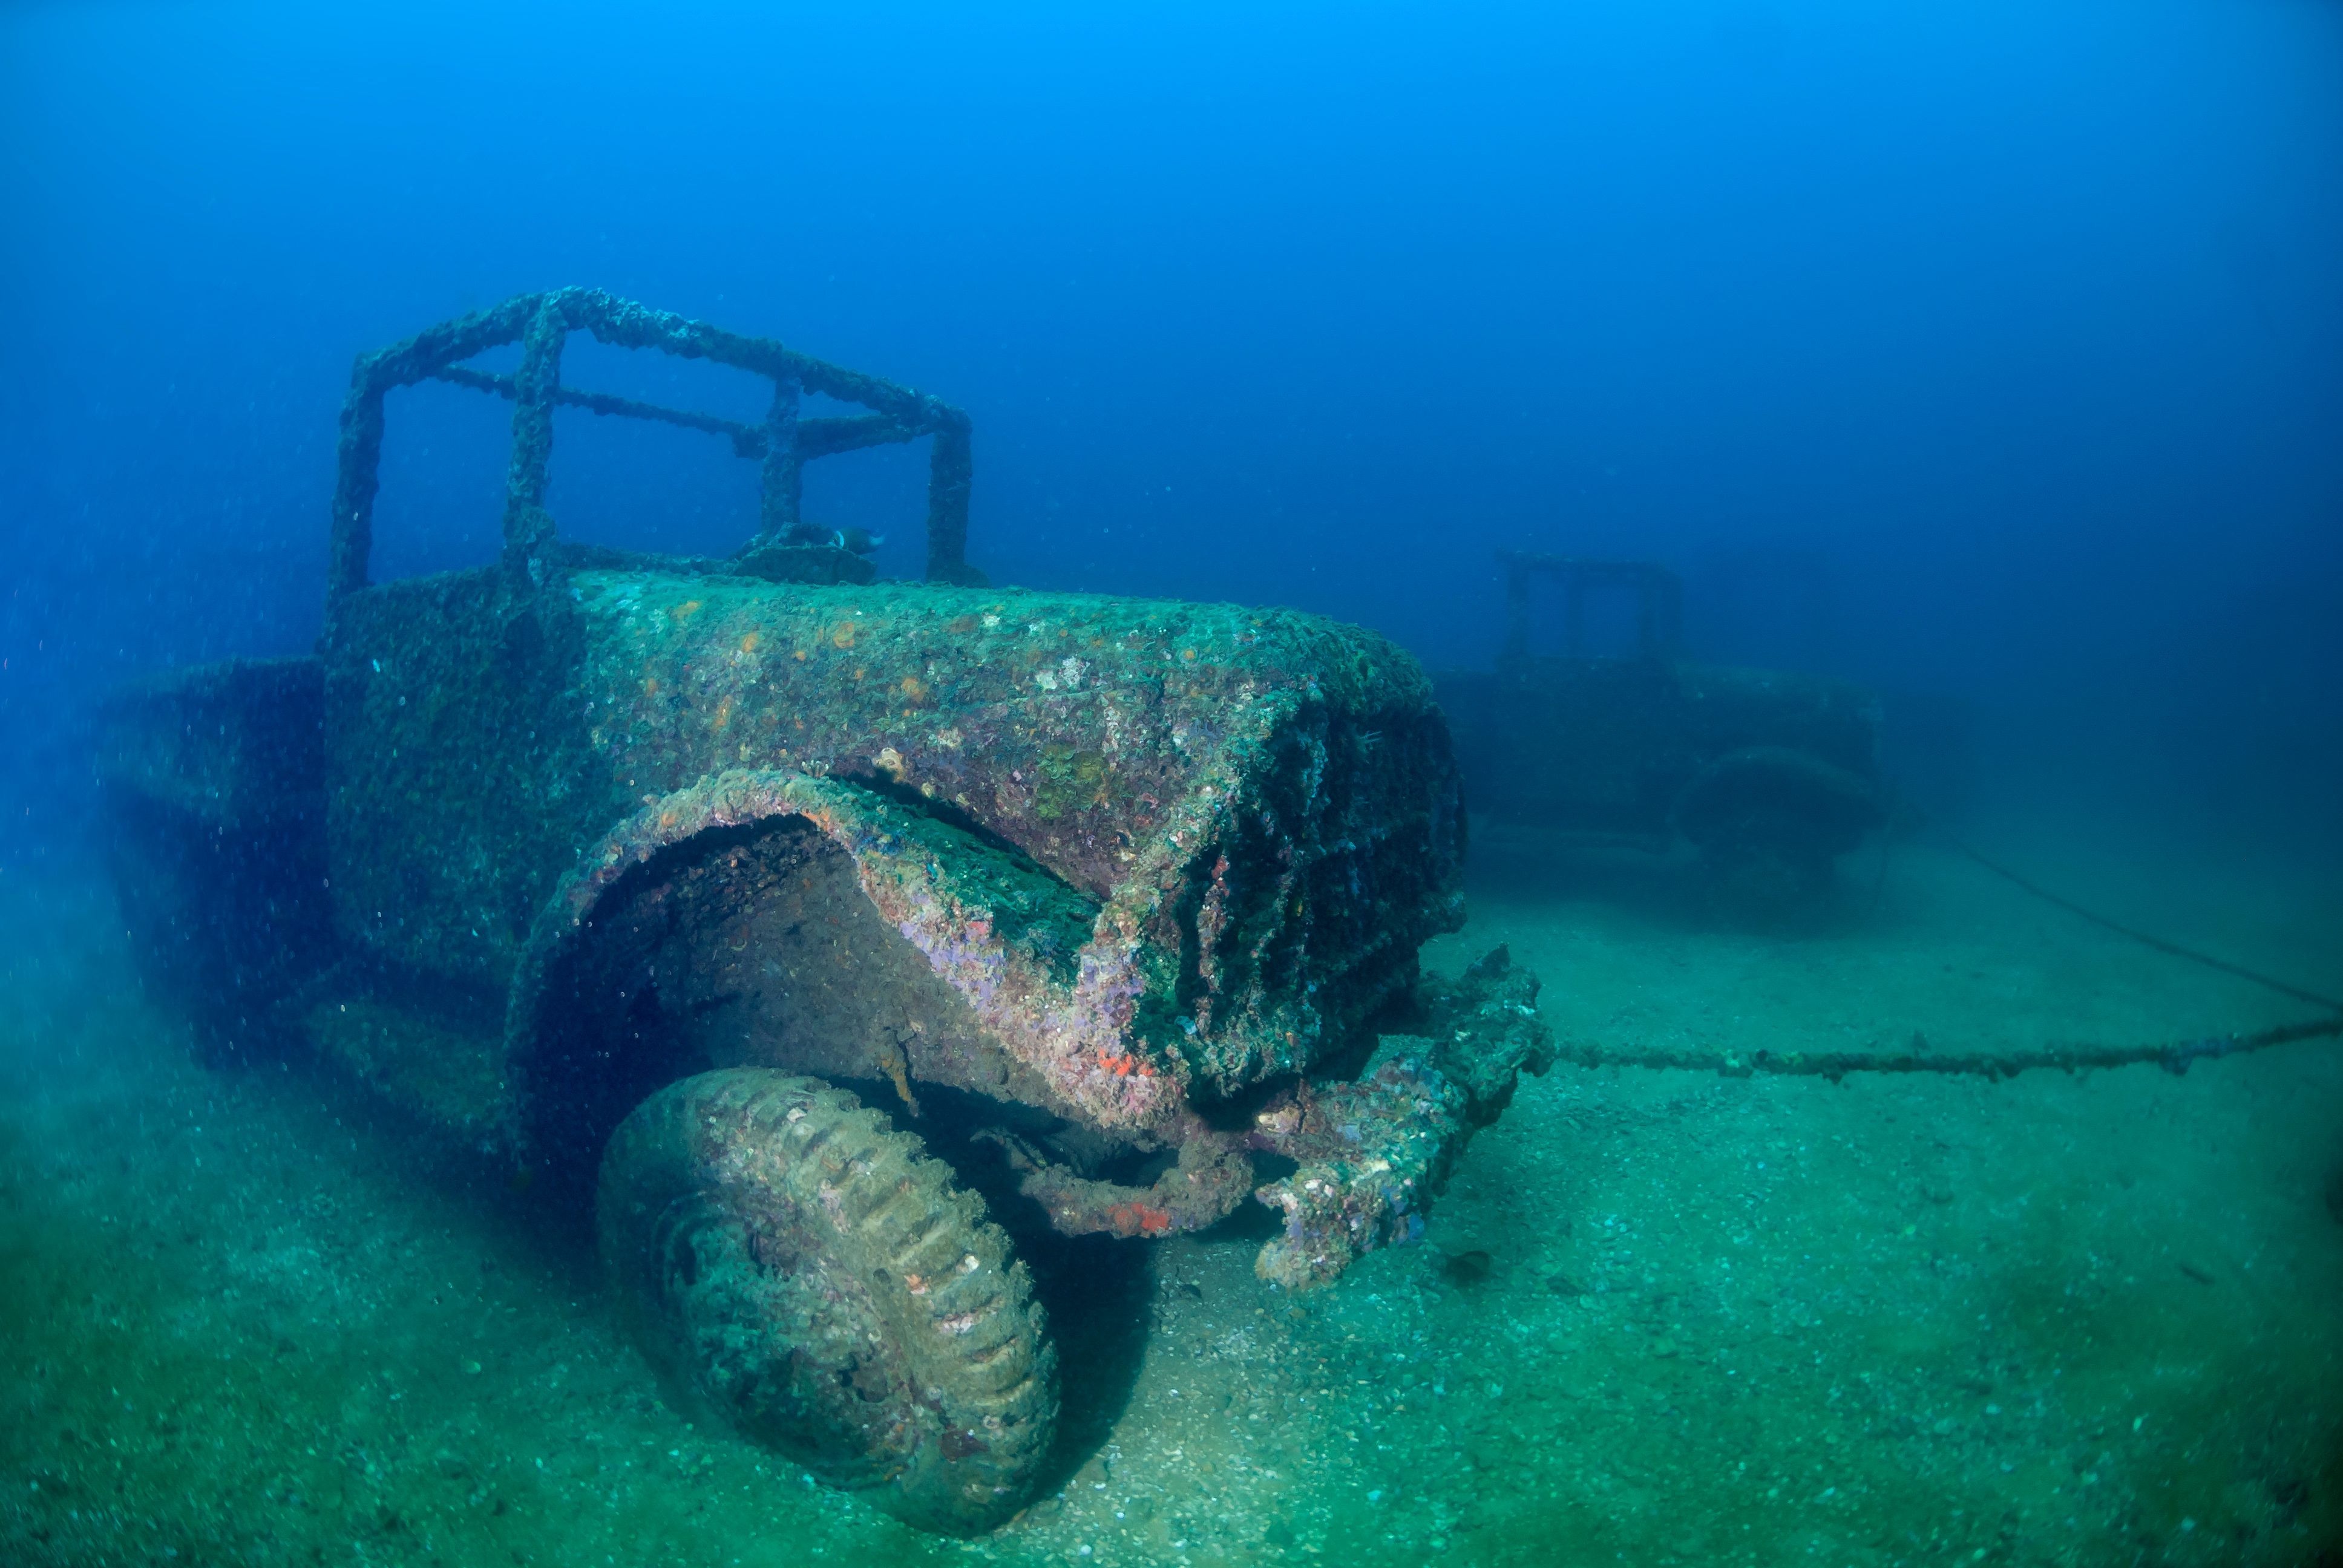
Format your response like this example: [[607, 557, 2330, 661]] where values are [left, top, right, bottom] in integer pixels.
[[596, 1068, 1057, 1534]]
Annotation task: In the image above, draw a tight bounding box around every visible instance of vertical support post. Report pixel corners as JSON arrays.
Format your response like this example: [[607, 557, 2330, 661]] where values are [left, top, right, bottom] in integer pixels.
[[1653, 570, 1683, 655], [1500, 557, 1533, 668], [925, 413, 972, 584], [503, 295, 568, 579], [327, 364, 387, 610], [756, 376, 803, 546]]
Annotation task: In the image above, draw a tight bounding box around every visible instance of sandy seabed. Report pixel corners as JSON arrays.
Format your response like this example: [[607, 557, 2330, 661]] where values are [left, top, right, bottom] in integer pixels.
[[3, 818, 2339, 1567]]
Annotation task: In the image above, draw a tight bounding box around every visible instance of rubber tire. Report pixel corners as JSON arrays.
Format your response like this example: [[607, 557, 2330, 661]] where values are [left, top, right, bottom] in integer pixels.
[[1674, 745, 1880, 863], [597, 1068, 1058, 1534]]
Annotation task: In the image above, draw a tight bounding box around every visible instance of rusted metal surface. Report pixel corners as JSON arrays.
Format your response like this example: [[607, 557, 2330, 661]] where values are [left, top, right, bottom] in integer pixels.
[[1248, 947, 1553, 1289], [327, 574, 1466, 1132], [1008, 1127, 1259, 1239], [103, 291, 1536, 1299], [1250, 1056, 1469, 1290]]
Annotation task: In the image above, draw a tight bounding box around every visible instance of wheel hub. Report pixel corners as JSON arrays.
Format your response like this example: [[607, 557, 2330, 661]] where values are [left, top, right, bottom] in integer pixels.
[[647, 1195, 919, 1485]]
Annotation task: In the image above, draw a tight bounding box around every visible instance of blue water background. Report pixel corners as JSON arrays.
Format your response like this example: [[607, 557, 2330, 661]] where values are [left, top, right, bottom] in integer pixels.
[[2, 0, 2339, 864]]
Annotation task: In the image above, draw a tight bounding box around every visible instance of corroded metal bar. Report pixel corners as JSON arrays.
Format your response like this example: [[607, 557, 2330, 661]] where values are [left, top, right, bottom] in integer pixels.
[[359, 292, 544, 397], [419, 370, 919, 472], [1545, 1014, 2343, 1083], [329, 293, 543, 606], [502, 296, 570, 573], [756, 377, 803, 543], [798, 413, 918, 460], [326, 287, 980, 603], [925, 413, 973, 584], [569, 287, 940, 428], [1011, 1129, 1256, 1238], [327, 379, 388, 606], [428, 364, 762, 448], [1500, 555, 1532, 665], [1249, 951, 1550, 1288]]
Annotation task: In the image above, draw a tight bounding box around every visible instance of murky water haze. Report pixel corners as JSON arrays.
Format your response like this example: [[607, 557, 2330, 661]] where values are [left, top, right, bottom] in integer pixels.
[[2, 3, 2341, 1564], [6, 0, 2341, 857]]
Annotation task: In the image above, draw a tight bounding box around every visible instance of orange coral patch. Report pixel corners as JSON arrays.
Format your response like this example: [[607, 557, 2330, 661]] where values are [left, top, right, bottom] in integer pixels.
[[1106, 1203, 1173, 1236]]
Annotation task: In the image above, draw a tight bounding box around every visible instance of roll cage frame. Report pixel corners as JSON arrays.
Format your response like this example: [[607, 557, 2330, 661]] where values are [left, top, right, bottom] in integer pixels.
[[1498, 550, 1685, 666], [326, 287, 977, 610]]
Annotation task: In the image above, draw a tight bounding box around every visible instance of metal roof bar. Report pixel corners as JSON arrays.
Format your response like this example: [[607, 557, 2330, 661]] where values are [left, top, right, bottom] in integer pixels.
[[327, 287, 977, 610], [1496, 550, 1685, 663]]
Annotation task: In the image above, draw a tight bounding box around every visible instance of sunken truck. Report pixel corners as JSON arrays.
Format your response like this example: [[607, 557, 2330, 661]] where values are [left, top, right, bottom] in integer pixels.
[[97, 290, 1550, 1534], [1437, 552, 1886, 911]]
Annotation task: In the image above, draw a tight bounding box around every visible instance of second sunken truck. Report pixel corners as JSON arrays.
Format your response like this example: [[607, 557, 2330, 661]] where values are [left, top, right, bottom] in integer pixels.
[[98, 290, 1552, 1534]]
